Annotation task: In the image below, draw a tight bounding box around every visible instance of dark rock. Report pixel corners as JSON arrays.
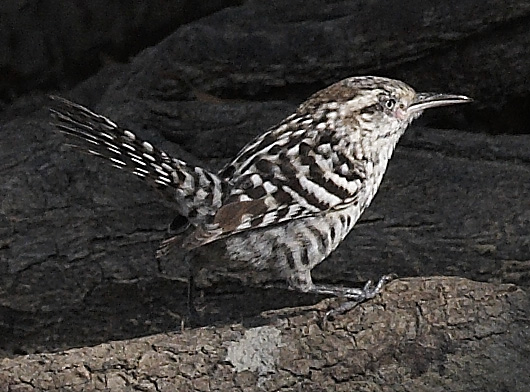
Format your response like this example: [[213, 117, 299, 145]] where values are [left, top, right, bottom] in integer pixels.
[[0, 0, 243, 100]]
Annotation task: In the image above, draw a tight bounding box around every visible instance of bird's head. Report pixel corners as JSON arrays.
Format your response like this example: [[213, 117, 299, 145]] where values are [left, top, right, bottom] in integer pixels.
[[300, 76, 472, 142]]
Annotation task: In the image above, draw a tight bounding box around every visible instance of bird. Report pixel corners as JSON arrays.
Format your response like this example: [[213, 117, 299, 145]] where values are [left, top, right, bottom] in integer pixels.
[[50, 76, 471, 310]]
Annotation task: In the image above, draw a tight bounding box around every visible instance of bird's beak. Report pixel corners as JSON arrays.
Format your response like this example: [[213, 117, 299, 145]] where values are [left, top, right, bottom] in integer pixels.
[[408, 93, 472, 114]]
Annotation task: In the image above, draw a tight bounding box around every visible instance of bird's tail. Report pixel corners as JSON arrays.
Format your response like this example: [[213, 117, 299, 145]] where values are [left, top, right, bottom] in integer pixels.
[[49, 96, 225, 224]]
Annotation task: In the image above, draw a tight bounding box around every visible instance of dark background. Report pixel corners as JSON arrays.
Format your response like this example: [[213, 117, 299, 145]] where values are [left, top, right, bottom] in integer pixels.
[[0, 0, 529, 357]]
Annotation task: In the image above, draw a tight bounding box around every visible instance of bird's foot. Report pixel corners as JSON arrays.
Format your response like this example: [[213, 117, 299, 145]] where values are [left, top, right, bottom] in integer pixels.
[[320, 274, 396, 323]]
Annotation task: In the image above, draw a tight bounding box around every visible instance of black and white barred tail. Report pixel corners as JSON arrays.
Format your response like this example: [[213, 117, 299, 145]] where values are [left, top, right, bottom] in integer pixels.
[[49, 96, 224, 226]]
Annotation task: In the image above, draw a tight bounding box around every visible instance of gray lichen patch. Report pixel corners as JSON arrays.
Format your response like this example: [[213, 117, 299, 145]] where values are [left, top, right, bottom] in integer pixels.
[[226, 326, 282, 375]]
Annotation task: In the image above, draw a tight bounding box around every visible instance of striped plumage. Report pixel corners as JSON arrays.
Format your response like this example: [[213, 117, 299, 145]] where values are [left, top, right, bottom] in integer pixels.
[[51, 76, 471, 302]]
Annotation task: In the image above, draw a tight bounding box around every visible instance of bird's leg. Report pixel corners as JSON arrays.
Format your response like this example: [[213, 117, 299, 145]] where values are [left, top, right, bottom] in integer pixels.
[[183, 252, 200, 327], [187, 274, 199, 319], [296, 274, 395, 321], [310, 274, 394, 300]]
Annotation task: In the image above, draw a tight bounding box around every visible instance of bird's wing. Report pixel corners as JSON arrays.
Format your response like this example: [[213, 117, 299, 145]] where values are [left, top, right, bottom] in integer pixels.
[[184, 125, 367, 249]]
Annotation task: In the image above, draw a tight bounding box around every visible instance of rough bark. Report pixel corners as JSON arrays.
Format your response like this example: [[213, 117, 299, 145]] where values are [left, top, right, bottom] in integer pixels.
[[0, 277, 528, 392]]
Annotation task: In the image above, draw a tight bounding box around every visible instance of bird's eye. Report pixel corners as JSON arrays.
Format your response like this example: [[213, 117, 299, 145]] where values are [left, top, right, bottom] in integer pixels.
[[384, 98, 396, 110]]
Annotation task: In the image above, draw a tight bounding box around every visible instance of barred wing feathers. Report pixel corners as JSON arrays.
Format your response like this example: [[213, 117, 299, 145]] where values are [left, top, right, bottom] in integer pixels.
[[183, 114, 368, 249]]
